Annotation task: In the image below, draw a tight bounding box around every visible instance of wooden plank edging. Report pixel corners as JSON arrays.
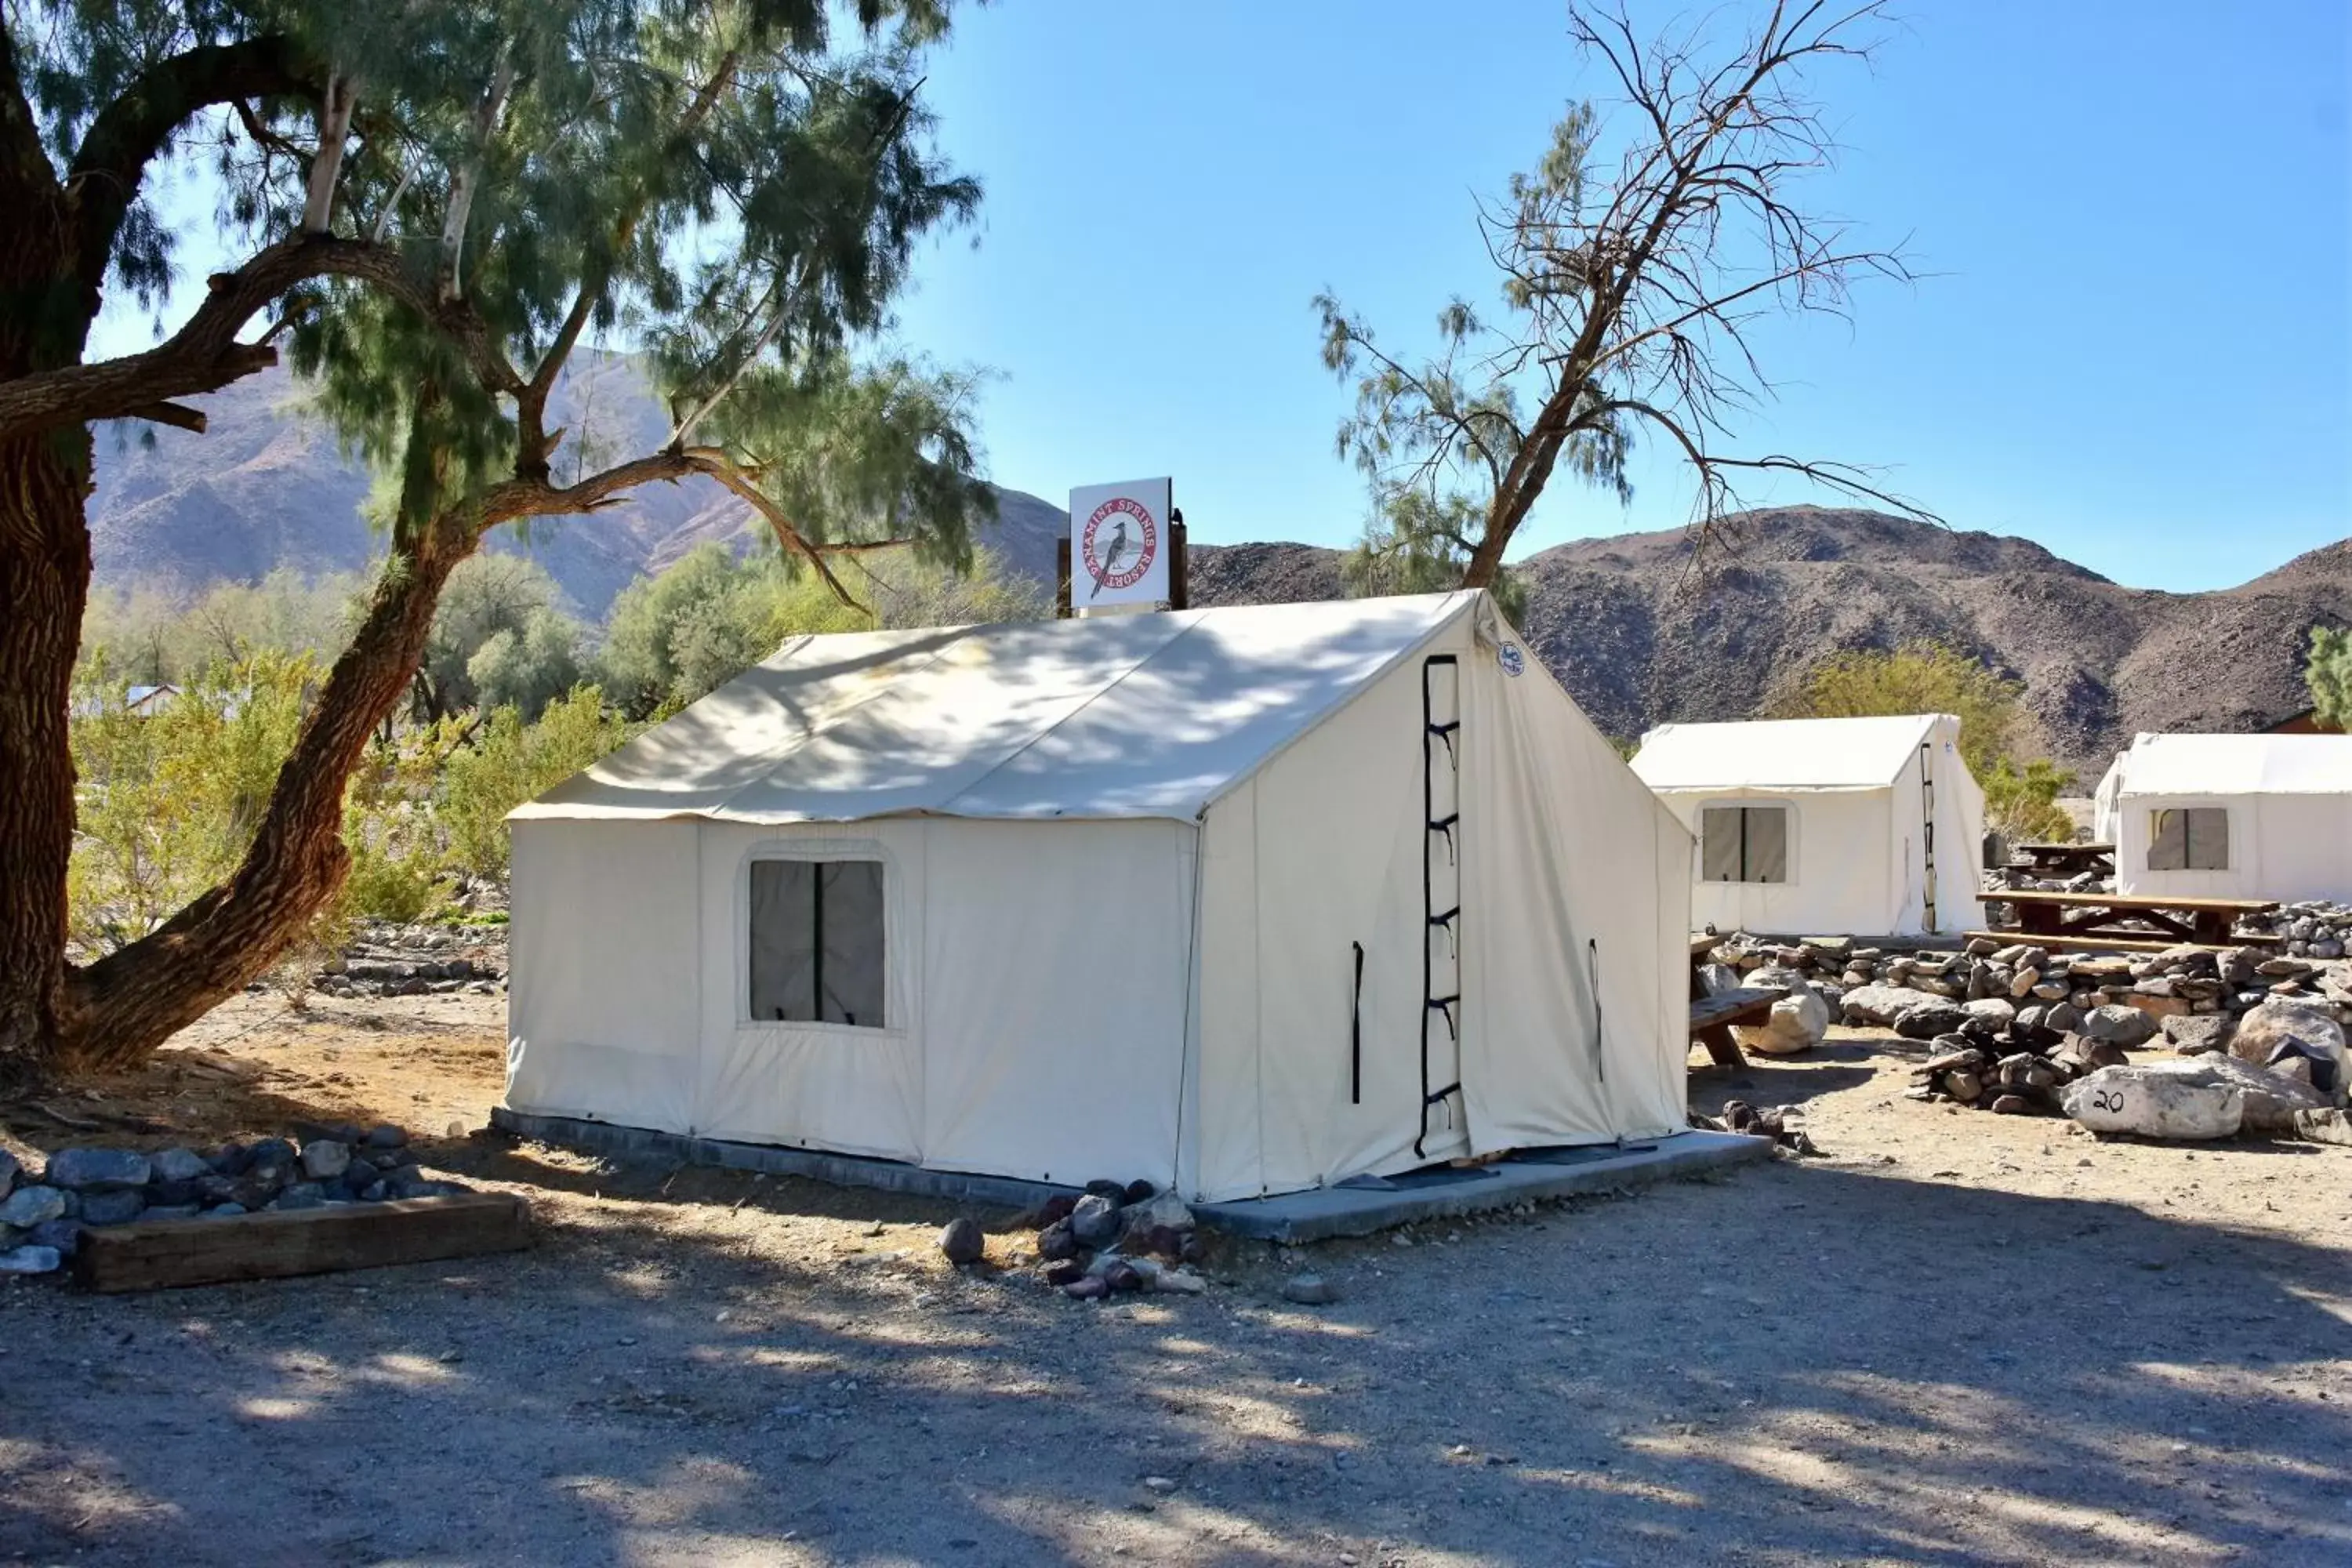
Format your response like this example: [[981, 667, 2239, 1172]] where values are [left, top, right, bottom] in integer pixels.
[[71, 1192, 532, 1294]]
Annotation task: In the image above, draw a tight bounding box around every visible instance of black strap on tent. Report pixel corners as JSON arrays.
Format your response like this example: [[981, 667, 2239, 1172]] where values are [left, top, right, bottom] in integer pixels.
[[1417, 655, 1464, 1157], [1920, 739, 1939, 931], [1350, 941, 1364, 1105], [1588, 937, 1604, 1082]]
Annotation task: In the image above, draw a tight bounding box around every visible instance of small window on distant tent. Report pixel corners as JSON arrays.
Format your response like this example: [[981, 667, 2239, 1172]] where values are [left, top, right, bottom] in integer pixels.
[[747, 860, 886, 1027], [2147, 808, 2228, 872], [1700, 805, 1790, 884]]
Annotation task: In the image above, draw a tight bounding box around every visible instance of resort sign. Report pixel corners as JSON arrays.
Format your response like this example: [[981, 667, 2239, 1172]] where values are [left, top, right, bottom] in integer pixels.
[[1069, 477, 1173, 608]]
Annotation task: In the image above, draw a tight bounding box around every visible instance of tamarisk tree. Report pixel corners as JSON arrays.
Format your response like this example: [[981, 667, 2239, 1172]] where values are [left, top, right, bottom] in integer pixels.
[[1, 0, 988, 1081], [1316, 0, 1932, 595]]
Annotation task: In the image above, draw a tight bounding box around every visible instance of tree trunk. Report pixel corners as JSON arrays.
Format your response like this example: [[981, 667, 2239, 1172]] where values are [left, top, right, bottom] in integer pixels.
[[58, 540, 465, 1070], [0, 50, 91, 1091], [0, 431, 93, 1094]]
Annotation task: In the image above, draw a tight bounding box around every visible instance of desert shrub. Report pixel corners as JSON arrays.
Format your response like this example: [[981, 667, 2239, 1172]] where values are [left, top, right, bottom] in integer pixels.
[[597, 540, 1043, 719], [439, 686, 638, 880], [1982, 757, 2076, 844], [1775, 641, 2076, 840], [67, 652, 319, 952], [414, 554, 589, 722], [78, 569, 367, 684], [2307, 625, 2350, 731]]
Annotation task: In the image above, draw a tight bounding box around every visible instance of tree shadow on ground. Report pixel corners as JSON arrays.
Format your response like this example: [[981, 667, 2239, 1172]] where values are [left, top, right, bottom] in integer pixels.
[[3, 1131, 2349, 1566]]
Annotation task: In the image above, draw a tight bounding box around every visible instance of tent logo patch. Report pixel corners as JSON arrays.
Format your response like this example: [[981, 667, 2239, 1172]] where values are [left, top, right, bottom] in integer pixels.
[[1081, 496, 1158, 597], [1497, 642, 1526, 677]]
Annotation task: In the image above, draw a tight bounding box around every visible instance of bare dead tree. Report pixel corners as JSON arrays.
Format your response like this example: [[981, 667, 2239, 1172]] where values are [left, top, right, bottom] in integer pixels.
[[1317, 0, 1935, 593]]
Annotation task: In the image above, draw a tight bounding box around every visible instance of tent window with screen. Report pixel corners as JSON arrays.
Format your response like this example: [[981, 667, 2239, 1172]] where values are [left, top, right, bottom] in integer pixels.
[[1700, 805, 1788, 884], [749, 858, 887, 1027], [2147, 808, 2228, 872]]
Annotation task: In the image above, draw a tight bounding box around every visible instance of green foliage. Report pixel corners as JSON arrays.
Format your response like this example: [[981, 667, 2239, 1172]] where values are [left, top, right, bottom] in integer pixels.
[[440, 688, 637, 880], [417, 554, 584, 721], [1981, 757, 2077, 846], [1775, 642, 2076, 840], [267, 0, 989, 554], [2307, 625, 2352, 730], [78, 570, 367, 686], [67, 652, 321, 950], [1339, 489, 1528, 622], [1777, 644, 2022, 780], [598, 539, 1041, 719], [468, 609, 583, 719]]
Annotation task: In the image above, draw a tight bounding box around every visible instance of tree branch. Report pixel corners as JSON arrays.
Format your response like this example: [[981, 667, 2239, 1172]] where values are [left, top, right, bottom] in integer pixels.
[[67, 36, 318, 294], [0, 234, 521, 443]]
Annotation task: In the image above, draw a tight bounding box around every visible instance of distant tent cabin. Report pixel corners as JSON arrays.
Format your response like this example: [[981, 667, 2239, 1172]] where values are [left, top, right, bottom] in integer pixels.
[[1629, 714, 1988, 938], [503, 591, 1693, 1203], [2096, 732, 2352, 902]]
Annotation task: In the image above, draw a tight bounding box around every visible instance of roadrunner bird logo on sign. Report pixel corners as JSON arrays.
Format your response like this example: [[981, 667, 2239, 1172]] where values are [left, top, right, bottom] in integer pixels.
[[1069, 478, 1171, 607]]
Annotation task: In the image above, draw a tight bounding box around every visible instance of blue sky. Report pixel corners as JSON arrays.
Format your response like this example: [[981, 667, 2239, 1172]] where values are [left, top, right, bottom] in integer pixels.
[[93, 1, 2350, 592], [883, 0, 2350, 591]]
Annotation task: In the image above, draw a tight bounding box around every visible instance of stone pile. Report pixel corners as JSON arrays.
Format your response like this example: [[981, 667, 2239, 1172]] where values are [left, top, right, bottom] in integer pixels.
[[0, 1124, 471, 1276], [2237, 899, 2352, 961], [1701, 925, 2350, 1138], [1022, 1180, 1210, 1299], [312, 920, 506, 1000]]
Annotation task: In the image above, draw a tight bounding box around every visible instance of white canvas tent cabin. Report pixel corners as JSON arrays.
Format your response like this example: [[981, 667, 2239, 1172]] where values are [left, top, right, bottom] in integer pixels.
[[2103, 732, 2352, 902], [1629, 713, 1987, 938], [504, 590, 1692, 1204]]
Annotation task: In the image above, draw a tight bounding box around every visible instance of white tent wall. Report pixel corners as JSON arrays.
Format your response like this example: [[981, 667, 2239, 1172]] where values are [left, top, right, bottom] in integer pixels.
[[913, 819, 1195, 1186], [1657, 786, 1895, 935], [1190, 619, 1468, 1203], [689, 817, 1196, 1183], [1893, 721, 1989, 937], [2117, 789, 2352, 902], [506, 819, 703, 1134], [1938, 731, 1991, 932], [1190, 609, 1691, 1203], [1460, 636, 1690, 1149]]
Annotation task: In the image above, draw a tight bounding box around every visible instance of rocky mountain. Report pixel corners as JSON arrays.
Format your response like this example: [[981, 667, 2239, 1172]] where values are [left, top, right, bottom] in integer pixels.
[[1185, 514, 2349, 776], [88, 358, 1066, 617], [87, 367, 2346, 777]]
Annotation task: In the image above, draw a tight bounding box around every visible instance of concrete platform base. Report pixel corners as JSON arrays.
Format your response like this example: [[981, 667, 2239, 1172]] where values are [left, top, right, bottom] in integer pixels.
[[1191, 1131, 1771, 1243], [489, 1108, 1071, 1212], [489, 1109, 1771, 1244]]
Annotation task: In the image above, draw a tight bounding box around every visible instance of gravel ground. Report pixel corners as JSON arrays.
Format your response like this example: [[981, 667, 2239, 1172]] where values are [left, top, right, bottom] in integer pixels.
[[2, 993, 2347, 1567]]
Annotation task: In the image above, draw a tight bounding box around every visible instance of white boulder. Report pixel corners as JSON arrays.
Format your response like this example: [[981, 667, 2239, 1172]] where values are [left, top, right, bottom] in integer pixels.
[[2229, 999, 2348, 1106], [1736, 989, 1831, 1057], [2061, 1065, 2242, 1140]]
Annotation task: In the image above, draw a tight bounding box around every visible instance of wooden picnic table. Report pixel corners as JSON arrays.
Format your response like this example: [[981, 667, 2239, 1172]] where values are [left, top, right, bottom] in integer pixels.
[[1686, 934, 1783, 1069], [1993, 888, 2277, 949], [2009, 841, 2115, 878]]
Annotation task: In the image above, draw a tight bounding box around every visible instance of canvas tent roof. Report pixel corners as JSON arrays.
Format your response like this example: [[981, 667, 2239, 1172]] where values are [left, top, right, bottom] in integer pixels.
[[514, 592, 1472, 825], [2111, 732, 2352, 797], [1629, 713, 1945, 793]]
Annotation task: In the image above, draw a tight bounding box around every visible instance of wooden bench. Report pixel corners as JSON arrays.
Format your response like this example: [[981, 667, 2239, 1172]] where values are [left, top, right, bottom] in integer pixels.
[[1992, 889, 2278, 948]]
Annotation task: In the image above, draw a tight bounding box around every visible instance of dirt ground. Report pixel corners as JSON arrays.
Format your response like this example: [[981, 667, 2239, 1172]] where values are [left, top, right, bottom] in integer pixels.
[[2, 989, 2348, 1567]]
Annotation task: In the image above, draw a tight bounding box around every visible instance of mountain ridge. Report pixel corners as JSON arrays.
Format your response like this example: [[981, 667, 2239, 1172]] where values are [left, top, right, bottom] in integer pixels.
[[86, 367, 2348, 777]]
